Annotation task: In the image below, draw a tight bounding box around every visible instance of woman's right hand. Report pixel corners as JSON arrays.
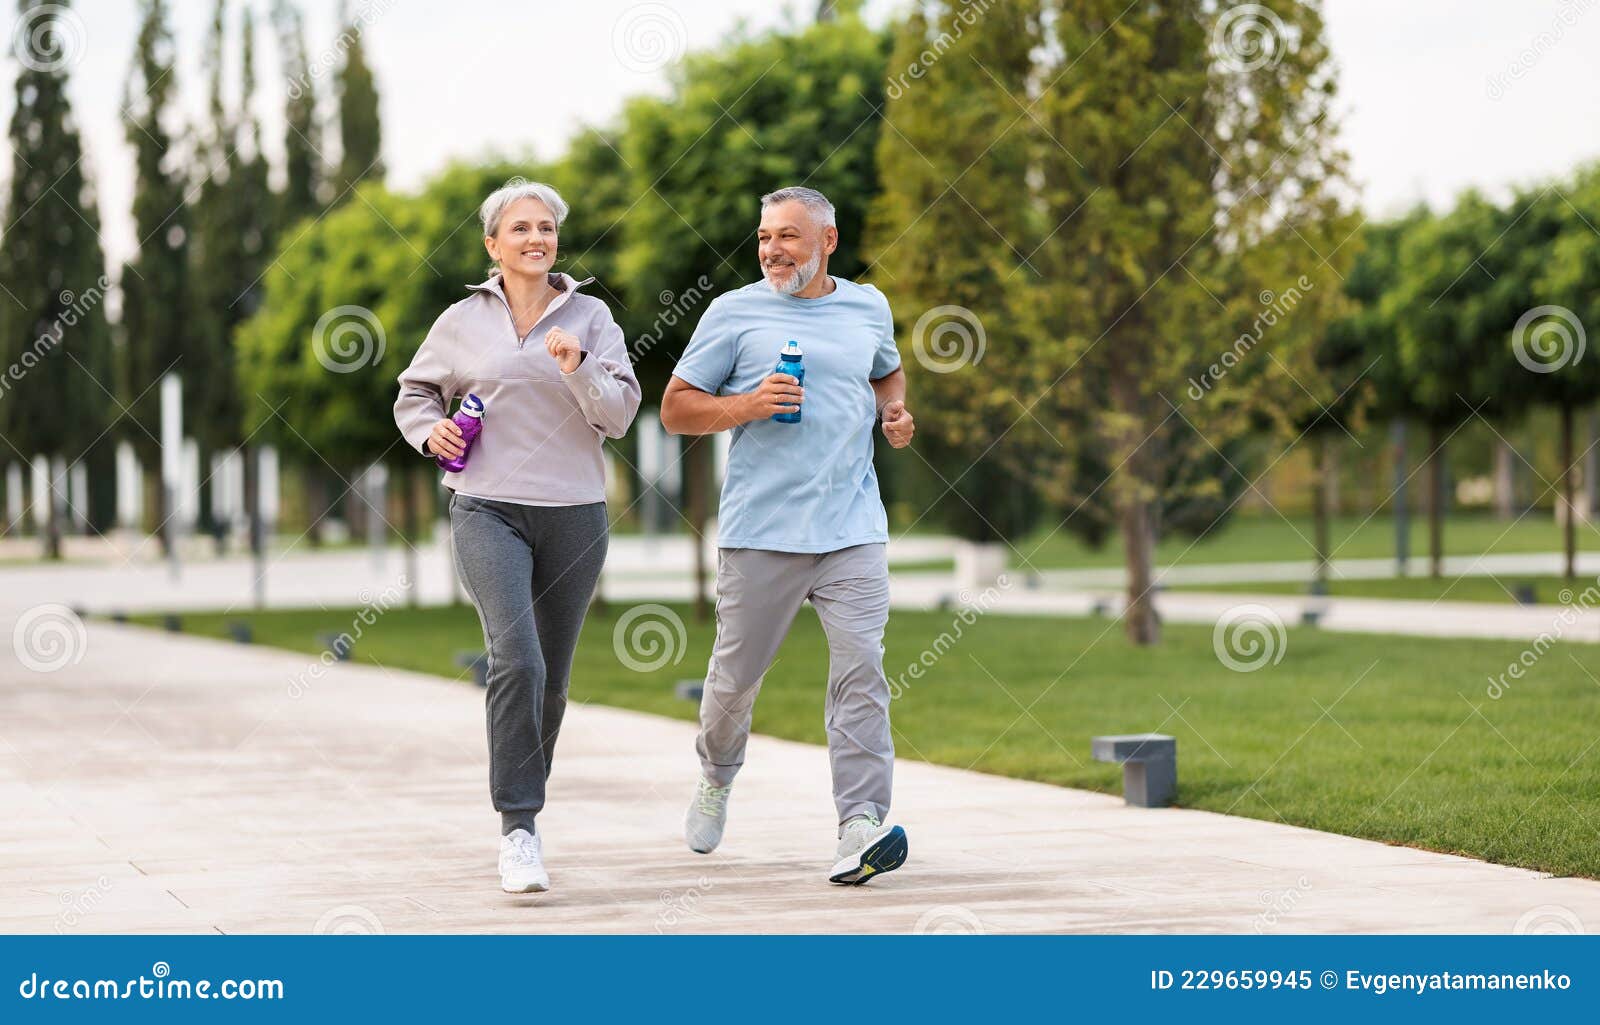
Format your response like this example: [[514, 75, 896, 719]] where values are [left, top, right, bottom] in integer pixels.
[[429, 417, 465, 460]]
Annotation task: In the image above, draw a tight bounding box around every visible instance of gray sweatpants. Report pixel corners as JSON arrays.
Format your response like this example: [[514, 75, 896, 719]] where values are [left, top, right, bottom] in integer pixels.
[[695, 543, 894, 825], [449, 493, 609, 836]]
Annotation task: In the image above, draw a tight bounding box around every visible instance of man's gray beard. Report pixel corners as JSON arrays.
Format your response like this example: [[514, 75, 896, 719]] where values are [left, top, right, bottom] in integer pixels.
[[764, 250, 821, 295]]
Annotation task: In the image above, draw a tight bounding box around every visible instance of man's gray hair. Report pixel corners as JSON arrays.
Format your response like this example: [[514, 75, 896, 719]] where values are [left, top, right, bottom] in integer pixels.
[[480, 179, 570, 238], [760, 186, 836, 228]]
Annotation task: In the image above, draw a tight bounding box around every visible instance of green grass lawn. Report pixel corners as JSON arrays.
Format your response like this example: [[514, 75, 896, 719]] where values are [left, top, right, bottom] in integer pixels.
[[1011, 511, 1600, 571], [130, 602, 1600, 878], [1170, 574, 1597, 605]]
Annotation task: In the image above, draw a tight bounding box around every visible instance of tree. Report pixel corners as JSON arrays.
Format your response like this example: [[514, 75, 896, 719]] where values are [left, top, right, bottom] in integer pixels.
[[872, 0, 1354, 644], [333, 0, 383, 199], [271, 0, 321, 228], [617, 11, 891, 618], [0, 0, 113, 557], [1387, 193, 1516, 576], [120, 0, 195, 552], [1527, 167, 1600, 578]]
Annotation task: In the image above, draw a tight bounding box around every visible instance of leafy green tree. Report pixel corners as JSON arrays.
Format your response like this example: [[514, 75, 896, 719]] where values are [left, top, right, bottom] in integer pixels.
[[120, 0, 195, 551], [617, 11, 891, 617], [333, 0, 383, 199], [1527, 168, 1600, 578], [0, 0, 113, 556], [872, 0, 1354, 644], [1386, 193, 1518, 576]]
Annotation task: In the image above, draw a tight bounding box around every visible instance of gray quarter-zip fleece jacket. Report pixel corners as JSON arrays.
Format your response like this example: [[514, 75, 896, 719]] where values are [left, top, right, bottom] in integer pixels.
[[394, 271, 642, 505]]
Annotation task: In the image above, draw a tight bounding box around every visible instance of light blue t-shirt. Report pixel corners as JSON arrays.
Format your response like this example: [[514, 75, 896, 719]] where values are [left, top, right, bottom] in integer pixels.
[[672, 276, 902, 554]]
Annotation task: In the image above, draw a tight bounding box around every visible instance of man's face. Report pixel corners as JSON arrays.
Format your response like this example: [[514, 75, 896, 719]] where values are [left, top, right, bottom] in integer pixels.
[[758, 200, 836, 295]]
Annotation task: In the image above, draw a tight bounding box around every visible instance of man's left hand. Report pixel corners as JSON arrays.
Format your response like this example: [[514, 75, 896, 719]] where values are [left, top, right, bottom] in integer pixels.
[[881, 399, 914, 449]]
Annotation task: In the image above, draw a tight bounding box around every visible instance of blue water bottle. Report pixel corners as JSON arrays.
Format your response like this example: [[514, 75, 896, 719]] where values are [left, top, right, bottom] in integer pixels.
[[773, 339, 804, 424]]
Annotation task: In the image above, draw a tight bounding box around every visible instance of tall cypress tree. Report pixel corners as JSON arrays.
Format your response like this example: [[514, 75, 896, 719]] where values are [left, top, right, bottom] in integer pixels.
[[271, 0, 322, 227], [0, 0, 113, 557], [333, 0, 383, 200], [121, 0, 194, 549]]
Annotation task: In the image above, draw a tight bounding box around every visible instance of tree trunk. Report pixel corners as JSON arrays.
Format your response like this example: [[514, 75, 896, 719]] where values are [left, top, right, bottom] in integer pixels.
[[1561, 403, 1577, 580], [1493, 437, 1515, 520], [1120, 492, 1159, 645], [401, 464, 419, 607], [42, 464, 62, 561], [1427, 423, 1446, 578], [1311, 434, 1332, 589], [305, 468, 327, 547], [142, 463, 172, 557], [1391, 418, 1409, 577], [243, 443, 265, 608], [686, 436, 710, 624]]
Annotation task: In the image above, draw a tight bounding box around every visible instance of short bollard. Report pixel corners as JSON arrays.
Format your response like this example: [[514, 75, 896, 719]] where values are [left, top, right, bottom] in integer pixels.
[[162, 614, 182, 633], [1091, 733, 1176, 808], [455, 651, 489, 688], [675, 679, 704, 702], [317, 632, 353, 661], [227, 621, 253, 644]]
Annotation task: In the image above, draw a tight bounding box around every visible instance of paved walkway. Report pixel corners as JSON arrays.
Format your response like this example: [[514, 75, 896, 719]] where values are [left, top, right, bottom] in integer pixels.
[[3, 535, 1599, 644], [3, 618, 1597, 934]]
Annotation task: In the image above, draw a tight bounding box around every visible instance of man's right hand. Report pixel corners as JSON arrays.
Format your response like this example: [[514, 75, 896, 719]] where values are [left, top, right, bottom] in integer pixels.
[[741, 373, 804, 422], [428, 417, 464, 460]]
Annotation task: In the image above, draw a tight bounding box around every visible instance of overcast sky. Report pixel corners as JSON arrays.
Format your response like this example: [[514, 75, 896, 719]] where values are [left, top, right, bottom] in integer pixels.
[[13, 0, 1600, 269]]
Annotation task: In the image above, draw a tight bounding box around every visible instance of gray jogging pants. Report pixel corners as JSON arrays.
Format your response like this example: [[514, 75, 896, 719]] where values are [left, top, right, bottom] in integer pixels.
[[695, 542, 894, 825], [449, 492, 609, 836]]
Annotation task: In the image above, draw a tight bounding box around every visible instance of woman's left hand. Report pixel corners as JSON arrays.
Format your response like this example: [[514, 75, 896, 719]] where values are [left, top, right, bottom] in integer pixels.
[[546, 327, 584, 374]]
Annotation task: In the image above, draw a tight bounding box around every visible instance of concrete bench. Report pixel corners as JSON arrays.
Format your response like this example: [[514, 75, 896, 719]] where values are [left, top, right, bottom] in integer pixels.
[[1091, 733, 1176, 807]]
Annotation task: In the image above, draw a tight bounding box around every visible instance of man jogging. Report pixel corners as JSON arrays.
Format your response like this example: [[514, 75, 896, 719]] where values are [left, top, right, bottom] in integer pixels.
[[660, 186, 915, 884]]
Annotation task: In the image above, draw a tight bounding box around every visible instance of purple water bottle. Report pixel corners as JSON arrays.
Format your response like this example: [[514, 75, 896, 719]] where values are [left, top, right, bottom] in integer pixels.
[[436, 393, 485, 472]]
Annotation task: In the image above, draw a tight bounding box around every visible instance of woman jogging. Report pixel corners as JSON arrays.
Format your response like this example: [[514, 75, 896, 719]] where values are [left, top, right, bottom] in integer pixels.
[[394, 180, 641, 893]]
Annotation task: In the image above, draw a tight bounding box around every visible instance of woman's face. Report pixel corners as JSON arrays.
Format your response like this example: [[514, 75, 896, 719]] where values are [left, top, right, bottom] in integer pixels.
[[486, 196, 558, 277]]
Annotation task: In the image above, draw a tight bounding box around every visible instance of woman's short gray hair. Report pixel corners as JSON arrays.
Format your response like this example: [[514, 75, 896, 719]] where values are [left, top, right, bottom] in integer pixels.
[[760, 186, 836, 228], [480, 179, 570, 239]]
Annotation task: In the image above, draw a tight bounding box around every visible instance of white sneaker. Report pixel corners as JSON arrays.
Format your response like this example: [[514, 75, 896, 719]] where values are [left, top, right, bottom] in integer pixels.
[[685, 777, 732, 853], [828, 814, 908, 885], [498, 827, 549, 893]]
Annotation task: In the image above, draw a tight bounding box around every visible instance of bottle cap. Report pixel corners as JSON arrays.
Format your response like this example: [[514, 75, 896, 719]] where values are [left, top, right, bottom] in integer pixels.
[[461, 394, 485, 418], [780, 339, 803, 358]]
